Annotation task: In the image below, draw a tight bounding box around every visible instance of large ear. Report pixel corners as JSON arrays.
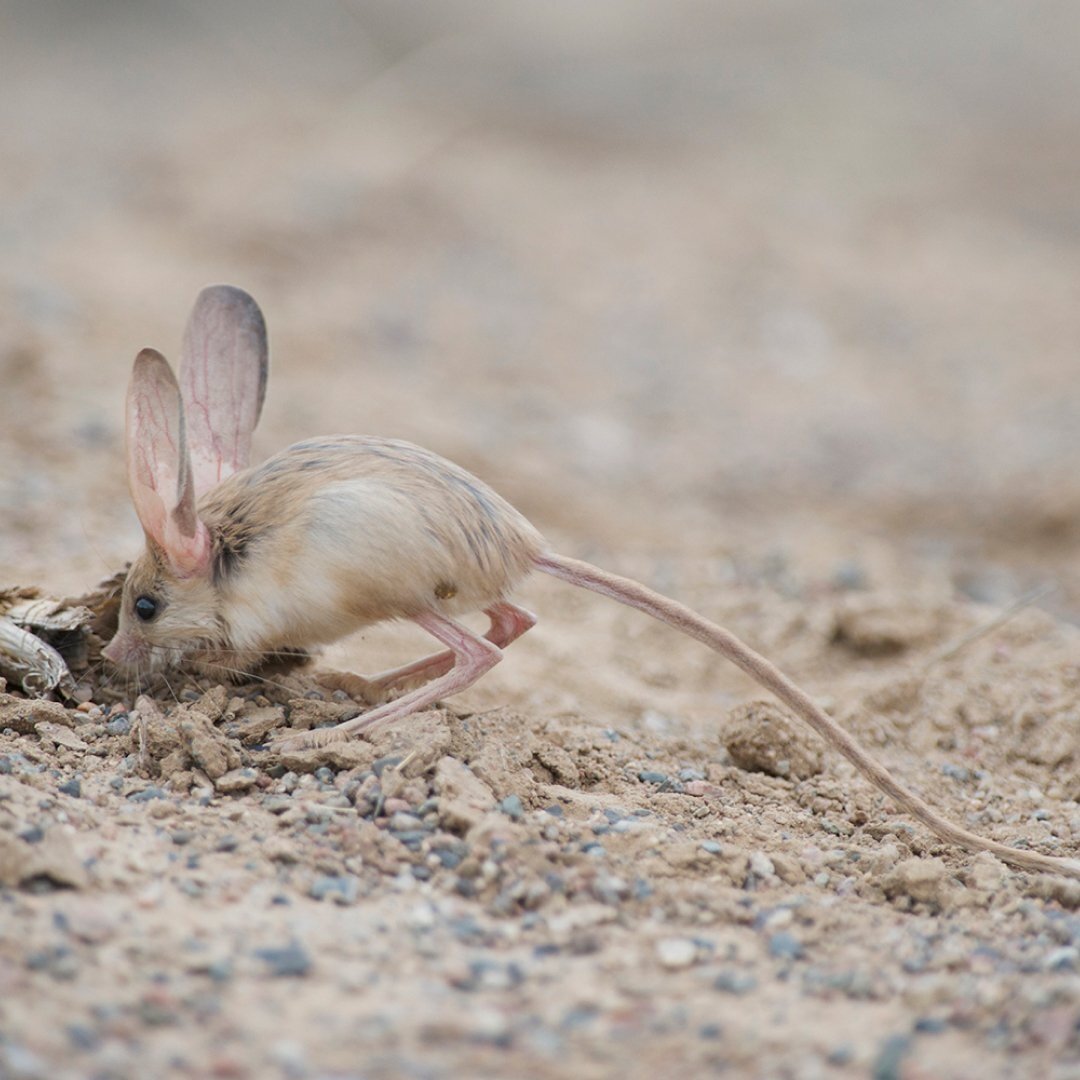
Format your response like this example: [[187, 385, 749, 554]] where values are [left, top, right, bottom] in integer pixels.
[[126, 348, 212, 578], [180, 284, 268, 496]]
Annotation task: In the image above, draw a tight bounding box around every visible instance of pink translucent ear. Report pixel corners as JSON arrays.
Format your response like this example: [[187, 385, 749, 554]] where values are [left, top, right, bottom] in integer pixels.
[[126, 349, 212, 578], [180, 284, 268, 496]]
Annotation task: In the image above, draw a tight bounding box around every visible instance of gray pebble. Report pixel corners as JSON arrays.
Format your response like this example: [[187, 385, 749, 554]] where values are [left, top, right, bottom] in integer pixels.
[[914, 1016, 947, 1034], [65, 1023, 99, 1051], [1044, 946, 1078, 972], [941, 763, 971, 783], [128, 786, 167, 803], [768, 932, 804, 960], [58, 778, 81, 798], [435, 847, 465, 870], [392, 830, 429, 848], [713, 970, 757, 995], [873, 1034, 912, 1080], [499, 795, 525, 820], [309, 875, 360, 905], [170, 830, 195, 846], [388, 811, 424, 832], [827, 1044, 855, 1066], [638, 770, 668, 785], [105, 715, 131, 736], [254, 941, 313, 977], [832, 560, 867, 591]]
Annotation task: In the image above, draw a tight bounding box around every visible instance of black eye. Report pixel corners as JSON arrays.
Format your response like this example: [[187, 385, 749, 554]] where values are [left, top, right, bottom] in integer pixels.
[[134, 595, 159, 622]]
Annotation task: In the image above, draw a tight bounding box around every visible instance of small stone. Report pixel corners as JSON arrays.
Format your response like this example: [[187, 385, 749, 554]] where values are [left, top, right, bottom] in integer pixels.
[[1044, 946, 1078, 972], [913, 1017, 947, 1034], [106, 715, 131, 736], [170, 830, 195, 846], [713, 970, 757, 995], [58, 778, 81, 798], [872, 1034, 912, 1080], [434, 757, 495, 809], [637, 771, 668, 785], [214, 768, 259, 794], [768, 931, 804, 960], [128, 786, 168, 803], [941, 763, 971, 783], [656, 937, 698, 970], [749, 851, 776, 878], [882, 857, 953, 907], [499, 795, 525, 820], [388, 811, 424, 832], [308, 874, 360, 905], [0, 828, 88, 890], [254, 941, 312, 977]]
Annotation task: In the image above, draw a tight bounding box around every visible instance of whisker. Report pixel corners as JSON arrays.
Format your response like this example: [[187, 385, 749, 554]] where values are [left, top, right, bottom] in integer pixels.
[[189, 659, 307, 699]]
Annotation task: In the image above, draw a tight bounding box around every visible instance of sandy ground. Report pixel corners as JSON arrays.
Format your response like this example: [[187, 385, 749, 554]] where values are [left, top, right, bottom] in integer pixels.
[[2, 3, 1080, 1077]]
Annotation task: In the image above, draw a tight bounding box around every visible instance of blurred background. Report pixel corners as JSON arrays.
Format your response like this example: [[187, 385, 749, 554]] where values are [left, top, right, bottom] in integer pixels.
[[2, 0, 1080, 617]]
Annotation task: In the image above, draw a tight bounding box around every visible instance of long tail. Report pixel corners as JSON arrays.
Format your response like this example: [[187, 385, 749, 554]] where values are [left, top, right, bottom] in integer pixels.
[[535, 552, 1080, 880]]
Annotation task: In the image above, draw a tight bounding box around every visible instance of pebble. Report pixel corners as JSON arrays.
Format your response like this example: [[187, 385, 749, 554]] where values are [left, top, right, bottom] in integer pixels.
[[749, 851, 776, 878], [713, 970, 757, 995], [254, 942, 313, 977], [913, 1016, 948, 1034], [768, 932, 804, 960], [941, 763, 971, 783], [872, 1034, 912, 1080], [434, 847, 465, 870], [388, 811, 424, 832], [65, 1023, 100, 1050], [500, 794, 525, 820], [128, 786, 167, 803], [656, 937, 698, 970], [58, 778, 81, 798], [215, 768, 259, 794], [105, 715, 131, 736], [309, 874, 360, 904], [1044, 946, 1078, 972], [1, 1044, 50, 1079], [638, 770, 668, 785]]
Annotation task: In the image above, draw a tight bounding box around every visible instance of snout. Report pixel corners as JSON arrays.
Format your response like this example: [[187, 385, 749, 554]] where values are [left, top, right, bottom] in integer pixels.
[[102, 631, 143, 670]]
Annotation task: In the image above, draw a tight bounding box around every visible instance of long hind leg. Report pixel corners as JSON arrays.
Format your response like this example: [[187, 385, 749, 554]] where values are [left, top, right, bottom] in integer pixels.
[[280, 610, 507, 748], [321, 602, 536, 700]]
